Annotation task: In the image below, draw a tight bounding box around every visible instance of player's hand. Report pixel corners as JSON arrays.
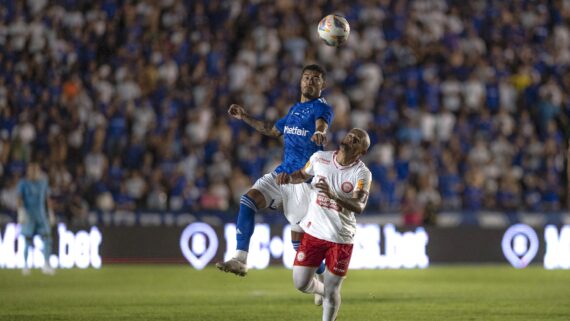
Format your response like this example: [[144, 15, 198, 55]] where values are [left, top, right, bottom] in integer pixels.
[[275, 173, 291, 185], [17, 208, 27, 225], [228, 104, 247, 120], [311, 131, 327, 146], [315, 178, 335, 200]]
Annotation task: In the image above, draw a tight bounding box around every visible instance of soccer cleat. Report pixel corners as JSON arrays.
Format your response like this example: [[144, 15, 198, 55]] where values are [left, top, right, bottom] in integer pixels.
[[42, 265, 56, 276], [314, 273, 324, 306], [22, 267, 31, 276], [216, 259, 248, 277]]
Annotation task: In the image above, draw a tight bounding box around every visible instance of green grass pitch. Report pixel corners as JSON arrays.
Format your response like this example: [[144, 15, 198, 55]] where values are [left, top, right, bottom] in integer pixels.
[[0, 265, 569, 321]]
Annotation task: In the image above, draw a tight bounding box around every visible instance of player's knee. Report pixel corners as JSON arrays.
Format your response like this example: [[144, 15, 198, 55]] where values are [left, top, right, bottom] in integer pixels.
[[324, 285, 341, 303], [323, 289, 338, 305], [323, 286, 333, 298], [294, 279, 311, 293], [293, 274, 312, 293], [246, 189, 266, 209]]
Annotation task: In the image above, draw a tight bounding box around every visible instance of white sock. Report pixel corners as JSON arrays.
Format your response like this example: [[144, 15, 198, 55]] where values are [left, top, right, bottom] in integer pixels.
[[234, 250, 248, 262], [322, 271, 344, 321], [307, 277, 324, 296]]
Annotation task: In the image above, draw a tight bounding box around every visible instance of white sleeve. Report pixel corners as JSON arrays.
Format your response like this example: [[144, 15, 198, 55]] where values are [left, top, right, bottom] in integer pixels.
[[355, 167, 372, 194], [302, 152, 320, 176]]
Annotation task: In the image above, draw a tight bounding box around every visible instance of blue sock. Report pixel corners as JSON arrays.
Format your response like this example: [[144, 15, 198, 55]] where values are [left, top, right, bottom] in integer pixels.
[[316, 261, 326, 274], [292, 240, 301, 252], [236, 195, 258, 252]]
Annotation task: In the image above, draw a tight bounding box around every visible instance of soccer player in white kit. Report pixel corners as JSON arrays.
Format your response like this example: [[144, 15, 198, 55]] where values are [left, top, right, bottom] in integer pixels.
[[276, 128, 372, 321]]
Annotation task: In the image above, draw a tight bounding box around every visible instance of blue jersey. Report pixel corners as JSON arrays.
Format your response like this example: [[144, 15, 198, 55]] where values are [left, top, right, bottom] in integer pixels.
[[274, 97, 334, 174], [17, 178, 49, 220]]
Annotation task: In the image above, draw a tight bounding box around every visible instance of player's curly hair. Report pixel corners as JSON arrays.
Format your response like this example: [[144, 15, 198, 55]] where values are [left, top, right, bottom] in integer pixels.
[[302, 64, 326, 80]]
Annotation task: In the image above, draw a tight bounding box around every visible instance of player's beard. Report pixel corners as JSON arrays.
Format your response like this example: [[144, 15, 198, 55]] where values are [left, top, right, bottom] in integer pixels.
[[340, 139, 359, 154], [302, 86, 318, 100]]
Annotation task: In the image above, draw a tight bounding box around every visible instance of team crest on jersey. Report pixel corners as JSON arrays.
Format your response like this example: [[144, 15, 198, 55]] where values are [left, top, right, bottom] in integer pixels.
[[297, 251, 306, 262], [341, 182, 354, 193]]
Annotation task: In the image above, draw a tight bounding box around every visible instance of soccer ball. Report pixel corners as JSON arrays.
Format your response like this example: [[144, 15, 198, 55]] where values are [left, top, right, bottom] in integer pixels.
[[317, 14, 350, 47]]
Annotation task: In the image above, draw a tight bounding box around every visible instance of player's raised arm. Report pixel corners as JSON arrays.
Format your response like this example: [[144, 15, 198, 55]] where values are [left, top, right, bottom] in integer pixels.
[[228, 104, 281, 137], [311, 118, 329, 146]]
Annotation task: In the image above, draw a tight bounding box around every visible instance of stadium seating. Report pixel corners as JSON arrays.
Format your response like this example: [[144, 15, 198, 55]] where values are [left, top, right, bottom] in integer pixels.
[[0, 0, 568, 225]]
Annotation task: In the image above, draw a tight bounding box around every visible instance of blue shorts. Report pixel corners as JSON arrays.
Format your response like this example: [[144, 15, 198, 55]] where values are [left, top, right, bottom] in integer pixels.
[[20, 217, 51, 238]]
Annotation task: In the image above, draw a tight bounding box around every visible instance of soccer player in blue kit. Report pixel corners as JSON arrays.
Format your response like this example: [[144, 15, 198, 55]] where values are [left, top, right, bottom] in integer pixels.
[[217, 64, 333, 285], [17, 161, 56, 275]]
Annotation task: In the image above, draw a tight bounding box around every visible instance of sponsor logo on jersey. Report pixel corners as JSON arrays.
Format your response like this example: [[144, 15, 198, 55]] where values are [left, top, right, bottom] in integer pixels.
[[334, 258, 349, 274], [341, 182, 354, 193], [284, 126, 310, 136], [356, 179, 370, 191], [316, 194, 342, 211]]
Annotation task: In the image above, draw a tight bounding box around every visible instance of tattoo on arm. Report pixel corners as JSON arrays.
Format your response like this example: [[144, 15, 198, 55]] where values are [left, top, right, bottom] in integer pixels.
[[243, 115, 280, 137], [289, 170, 311, 184]]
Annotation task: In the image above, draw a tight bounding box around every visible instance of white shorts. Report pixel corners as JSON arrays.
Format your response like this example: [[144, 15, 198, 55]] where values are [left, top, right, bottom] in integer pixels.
[[252, 172, 311, 232]]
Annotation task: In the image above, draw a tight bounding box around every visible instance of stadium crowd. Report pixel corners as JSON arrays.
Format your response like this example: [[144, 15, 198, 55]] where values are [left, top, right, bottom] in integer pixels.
[[0, 0, 569, 224]]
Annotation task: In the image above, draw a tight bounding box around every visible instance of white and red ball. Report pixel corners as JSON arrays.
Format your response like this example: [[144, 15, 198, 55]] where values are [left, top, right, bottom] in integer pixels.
[[317, 14, 350, 47]]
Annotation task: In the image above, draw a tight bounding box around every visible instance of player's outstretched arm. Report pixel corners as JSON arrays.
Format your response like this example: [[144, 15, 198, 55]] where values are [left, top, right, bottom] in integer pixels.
[[315, 178, 369, 214], [275, 170, 311, 185], [228, 104, 281, 137]]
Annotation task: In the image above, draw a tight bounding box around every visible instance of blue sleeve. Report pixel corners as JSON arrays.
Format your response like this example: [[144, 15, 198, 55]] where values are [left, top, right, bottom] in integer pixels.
[[274, 114, 288, 134], [315, 102, 334, 125]]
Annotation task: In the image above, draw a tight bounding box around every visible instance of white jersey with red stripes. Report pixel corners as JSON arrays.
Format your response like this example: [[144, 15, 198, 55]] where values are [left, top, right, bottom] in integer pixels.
[[300, 150, 372, 244]]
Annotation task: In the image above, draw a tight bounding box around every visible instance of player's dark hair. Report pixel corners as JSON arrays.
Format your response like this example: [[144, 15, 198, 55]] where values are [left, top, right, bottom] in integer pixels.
[[302, 64, 326, 80]]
